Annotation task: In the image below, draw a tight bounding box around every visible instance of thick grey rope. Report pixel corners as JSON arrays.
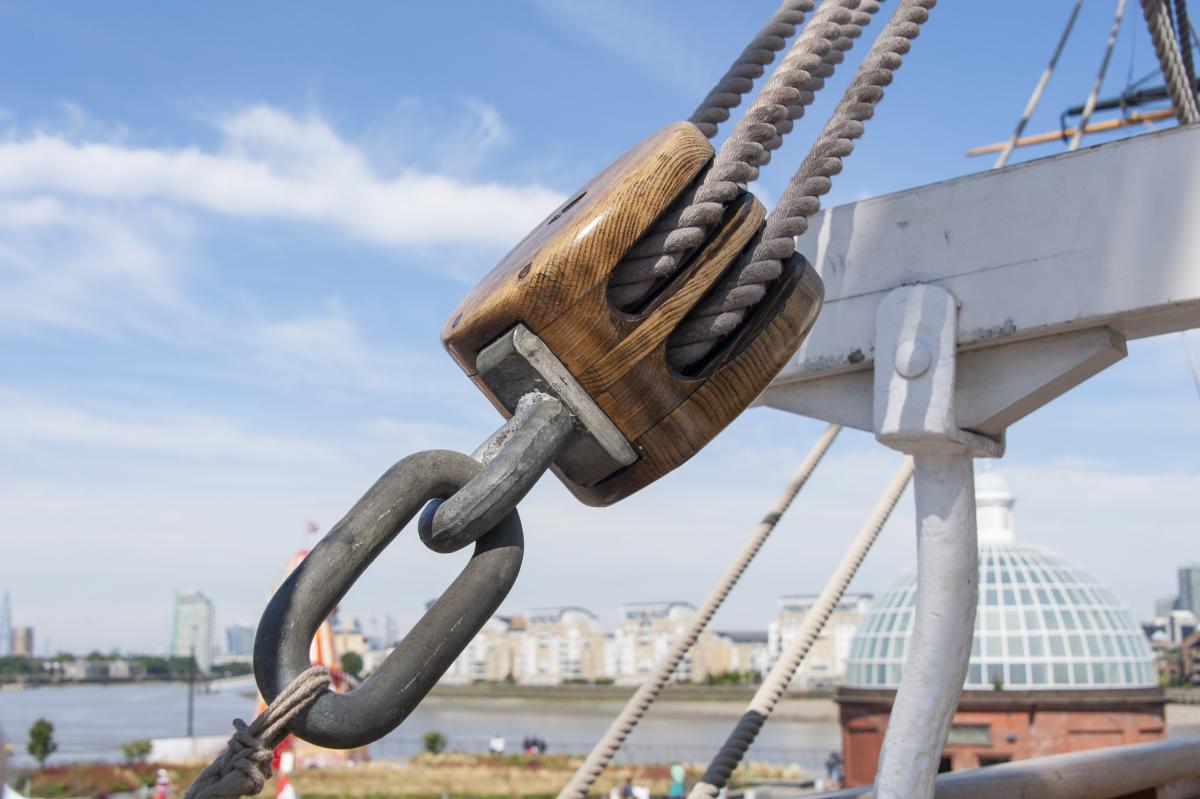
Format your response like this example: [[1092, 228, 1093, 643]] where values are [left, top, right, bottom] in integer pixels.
[[1175, 0, 1197, 96], [688, 0, 817, 139], [1140, 0, 1200, 123], [1071, 0, 1129, 151], [687, 459, 914, 798], [184, 667, 331, 799], [666, 0, 935, 370], [993, 0, 1084, 169], [555, 425, 842, 799], [608, 0, 878, 312]]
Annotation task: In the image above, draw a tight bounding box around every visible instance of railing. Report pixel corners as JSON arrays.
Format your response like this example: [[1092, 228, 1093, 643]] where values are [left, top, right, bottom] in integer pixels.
[[810, 738, 1200, 799]]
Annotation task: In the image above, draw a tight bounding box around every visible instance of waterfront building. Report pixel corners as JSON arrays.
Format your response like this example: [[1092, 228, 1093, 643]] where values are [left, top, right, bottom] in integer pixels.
[[1179, 630, 1200, 686], [520, 607, 610, 684], [11, 626, 33, 657], [171, 589, 215, 673], [1179, 564, 1200, 618], [1168, 609, 1198, 646], [838, 471, 1162, 786], [332, 625, 370, 658], [769, 593, 871, 690], [61, 658, 108, 681], [702, 630, 771, 680], [0, 590, 10, 656], [443, 614, 525, 683], [225, 623, 255, 658], [615, 601, 699, 684]]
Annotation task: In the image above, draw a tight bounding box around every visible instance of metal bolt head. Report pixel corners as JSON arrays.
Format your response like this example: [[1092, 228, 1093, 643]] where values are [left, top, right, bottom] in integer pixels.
[[895, 339, 931, 378]]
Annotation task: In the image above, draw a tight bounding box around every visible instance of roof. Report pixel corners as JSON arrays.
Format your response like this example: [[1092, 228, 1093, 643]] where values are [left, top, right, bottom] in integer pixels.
[[846, 472, 1155, 692], [845, 541, 1156, 691]]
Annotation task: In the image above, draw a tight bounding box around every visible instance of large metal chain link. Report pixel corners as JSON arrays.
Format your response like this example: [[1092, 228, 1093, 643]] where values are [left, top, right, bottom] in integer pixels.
[[253, 449, 526, 748]]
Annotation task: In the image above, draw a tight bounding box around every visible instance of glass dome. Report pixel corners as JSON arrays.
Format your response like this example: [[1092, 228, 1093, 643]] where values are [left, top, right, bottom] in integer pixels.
[[845, 471, 1156, 691]]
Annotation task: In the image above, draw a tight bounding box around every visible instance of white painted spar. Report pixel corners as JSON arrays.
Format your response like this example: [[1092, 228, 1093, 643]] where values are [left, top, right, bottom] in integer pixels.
[[762, 124, 1200, 416]]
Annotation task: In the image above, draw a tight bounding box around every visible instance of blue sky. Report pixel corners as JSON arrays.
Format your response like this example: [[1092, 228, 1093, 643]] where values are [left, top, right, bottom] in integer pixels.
[[1, 1, 1197, 654]]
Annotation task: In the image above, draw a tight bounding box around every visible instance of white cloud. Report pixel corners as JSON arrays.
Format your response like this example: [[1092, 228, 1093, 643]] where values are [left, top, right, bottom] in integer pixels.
[[0, 102, 564, 335], [0, 105, 563, 250], [0, 196, 192, 334], [0, 389, 327, 461]]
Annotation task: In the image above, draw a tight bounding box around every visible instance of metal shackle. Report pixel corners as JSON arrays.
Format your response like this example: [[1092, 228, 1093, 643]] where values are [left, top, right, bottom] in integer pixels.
[[253, 450, 523, 749]]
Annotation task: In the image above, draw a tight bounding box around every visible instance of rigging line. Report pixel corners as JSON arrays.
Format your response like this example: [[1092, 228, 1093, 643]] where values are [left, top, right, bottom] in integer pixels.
[[994, 0, 1085, 169], [686, 458, 915, 798], [554, 424, 842, 799], [1139, 0, 1200, 122], [1176, 0, 1198, 91], [689, 0, 818, 140], [667, 0, 936, 371], [609, 0, 878, 311], [1072, 0, 1130, 151]]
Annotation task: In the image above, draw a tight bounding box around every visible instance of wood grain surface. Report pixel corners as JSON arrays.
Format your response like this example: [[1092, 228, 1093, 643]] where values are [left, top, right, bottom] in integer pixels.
[[443, 122, 824, 506]]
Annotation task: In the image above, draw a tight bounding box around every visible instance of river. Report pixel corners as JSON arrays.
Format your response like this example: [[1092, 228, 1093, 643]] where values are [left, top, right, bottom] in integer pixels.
[[0, 683, 840, 771]]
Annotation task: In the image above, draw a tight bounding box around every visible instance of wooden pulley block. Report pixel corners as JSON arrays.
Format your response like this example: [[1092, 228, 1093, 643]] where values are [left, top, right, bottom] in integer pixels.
[[443, 122, 824, 506]]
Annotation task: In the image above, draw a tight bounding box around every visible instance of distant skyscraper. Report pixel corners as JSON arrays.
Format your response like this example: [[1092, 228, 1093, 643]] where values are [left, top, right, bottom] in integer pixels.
[[171, 590, 215, 673], [1179, 564, 1200, 618], [225, 623, 255, 658], [11, 626, 34, 657], [1155, 595, 1180, 618], [0, 591, 11, 656]]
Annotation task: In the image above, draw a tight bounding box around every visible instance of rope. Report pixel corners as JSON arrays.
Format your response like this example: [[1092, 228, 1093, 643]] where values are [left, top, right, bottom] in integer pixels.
[[1071, 0, 1129, 151], [1177, 0, 1197, 92], [555, 424, 842, 799], [183, 667, 331, 799], [993, 0, 1084, 168], [667, 0, 936, 371], [686, 458, 914, 798], [1139, 0, 1200, 123], [688, 0, 816, 139], [608, 0, 880, 312]]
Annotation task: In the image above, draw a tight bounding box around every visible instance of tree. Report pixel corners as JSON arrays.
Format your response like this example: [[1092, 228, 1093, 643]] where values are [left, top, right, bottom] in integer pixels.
[[340, 652, 363, 679], [422, 730, 447, 754], [27, 718, 57, 768], [121, 739, 153, 763]]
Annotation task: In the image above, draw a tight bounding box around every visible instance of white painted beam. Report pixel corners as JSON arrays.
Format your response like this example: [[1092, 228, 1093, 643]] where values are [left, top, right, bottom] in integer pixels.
[[768, 125, 1200, 388]]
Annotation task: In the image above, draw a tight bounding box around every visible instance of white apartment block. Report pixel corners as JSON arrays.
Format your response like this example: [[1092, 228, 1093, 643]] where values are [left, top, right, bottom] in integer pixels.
[[768, 593, 871, 690]]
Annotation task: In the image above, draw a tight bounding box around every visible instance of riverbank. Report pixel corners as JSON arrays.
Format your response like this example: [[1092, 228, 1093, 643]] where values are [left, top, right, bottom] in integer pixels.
[[10, 757, 809, 799], [429, 682, 832, 703]]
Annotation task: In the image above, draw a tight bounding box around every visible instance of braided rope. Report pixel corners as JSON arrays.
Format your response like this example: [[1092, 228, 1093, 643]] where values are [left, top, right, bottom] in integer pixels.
[[555, 426, 841, 799], [1175, 0, 1197, 96], [1141, 0, 1200, 123], [608, 0, 878, 311], [686, 459, 914, 798], [183, 667, 330, 799], [667, 0, 936, 371], [688, 0, 816, 139]]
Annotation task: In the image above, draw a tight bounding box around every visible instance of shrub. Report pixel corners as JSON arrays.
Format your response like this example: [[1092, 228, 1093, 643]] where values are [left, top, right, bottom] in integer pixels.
[[422, 730, 447, 754]]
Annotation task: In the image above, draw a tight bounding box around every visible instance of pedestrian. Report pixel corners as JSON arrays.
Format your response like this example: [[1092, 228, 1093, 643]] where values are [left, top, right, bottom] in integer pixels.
[[153, 769, 171, 799], [825, 751, 844, 785], [620, 777, 634, 798], [668, 763, 686, 797], [488, 735, 505, 755]]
